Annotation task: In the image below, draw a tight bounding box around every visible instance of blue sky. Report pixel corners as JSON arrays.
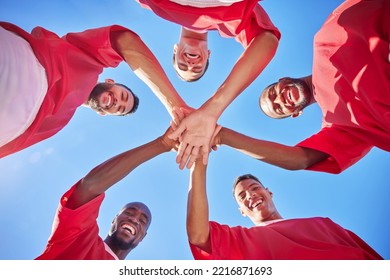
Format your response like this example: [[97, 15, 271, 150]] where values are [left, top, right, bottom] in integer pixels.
[[0, 0, 389, 260]]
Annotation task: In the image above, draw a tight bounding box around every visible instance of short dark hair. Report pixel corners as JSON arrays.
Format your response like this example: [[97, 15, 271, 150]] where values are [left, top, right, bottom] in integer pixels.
[[232, 174, 263, 197], [172, 53, 209, 82]]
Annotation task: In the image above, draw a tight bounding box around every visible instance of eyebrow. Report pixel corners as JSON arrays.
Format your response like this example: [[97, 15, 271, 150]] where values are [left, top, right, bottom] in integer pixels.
[[125, 207, 149, 220], [237, 182, 259, 198]]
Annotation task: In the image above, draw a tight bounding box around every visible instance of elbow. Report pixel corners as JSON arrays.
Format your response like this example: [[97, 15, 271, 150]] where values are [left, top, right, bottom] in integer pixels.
[[275, 147, 325, 171], [261, 31, 279, 53], [78, 175, 101, 197], [186, 227, 209, 247]]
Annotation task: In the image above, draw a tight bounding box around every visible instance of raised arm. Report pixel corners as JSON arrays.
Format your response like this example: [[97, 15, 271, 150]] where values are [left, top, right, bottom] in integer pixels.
[[170, 31, 279, 169], [214, 127, 328, 170], [187, 160, 211, 253], [65, 127, 177, 210], [110, 29, 191, 118]]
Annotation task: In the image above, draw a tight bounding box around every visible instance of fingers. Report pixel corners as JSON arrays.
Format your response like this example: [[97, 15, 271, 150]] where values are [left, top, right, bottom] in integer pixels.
[[176, 141, 202, 170], [186, 146, 200, 169], [201, 145, 209, 166], [170, 120, 177, 130], [176, 141, 190, 169], [168, 121, 186, 140]]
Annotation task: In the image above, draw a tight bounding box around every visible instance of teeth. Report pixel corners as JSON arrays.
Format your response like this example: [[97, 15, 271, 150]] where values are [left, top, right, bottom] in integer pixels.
[[186, 53, 198, 58], [122, 224, 136, 235], [106, 95, 112, 108], [251, 198, 263, 209]]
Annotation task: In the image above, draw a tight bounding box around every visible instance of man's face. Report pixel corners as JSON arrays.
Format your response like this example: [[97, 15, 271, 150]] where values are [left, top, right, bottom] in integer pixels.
[[93, 84, 135, 116], [173, 37, 210, 82], [109, 202, 151, 250], [234, 179, 277, 223], [259, 77, 311, 118]]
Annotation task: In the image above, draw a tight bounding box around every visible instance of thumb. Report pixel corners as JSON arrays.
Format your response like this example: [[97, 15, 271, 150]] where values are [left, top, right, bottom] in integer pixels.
[[168, 121, 186, 139]]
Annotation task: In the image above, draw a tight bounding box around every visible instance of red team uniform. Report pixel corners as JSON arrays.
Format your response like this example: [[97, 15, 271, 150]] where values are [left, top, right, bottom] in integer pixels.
[[136, 0, 281, 47], [36, 183, 118, 260], [297, 0, 390, 173], [190, 218, 383, 260], [0, 23, 128, 159]]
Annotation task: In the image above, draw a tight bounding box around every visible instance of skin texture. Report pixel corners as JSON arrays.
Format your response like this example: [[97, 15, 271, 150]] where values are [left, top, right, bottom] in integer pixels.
[[88, 79, 135, 116], [173, 28, 210, 82], [212, 127, 328, 171], [259, 76, 315, 119]]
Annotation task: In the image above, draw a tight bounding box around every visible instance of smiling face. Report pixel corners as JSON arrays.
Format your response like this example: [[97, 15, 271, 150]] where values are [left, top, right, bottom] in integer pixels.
[[234, 178, 279, 225], [173, 37, 210, 82], [108, 202, 151, 250], [259, 77, 311, 119], [87, 80, 136, 116]]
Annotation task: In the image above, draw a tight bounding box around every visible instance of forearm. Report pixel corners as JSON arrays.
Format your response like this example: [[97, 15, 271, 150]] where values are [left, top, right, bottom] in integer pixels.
[[67, 137, 170, 209], [187, 161, 210, 250], [201, 31, 278, 119], [219, 128, 324, 170], [112, 30, 188, 116]]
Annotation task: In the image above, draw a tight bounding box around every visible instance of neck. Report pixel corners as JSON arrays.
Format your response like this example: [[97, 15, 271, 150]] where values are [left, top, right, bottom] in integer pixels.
[[180, 26, 208, 41], [301, 75, 316, 105], [254, 211, 283, 226], [104, 237, 131, 260]]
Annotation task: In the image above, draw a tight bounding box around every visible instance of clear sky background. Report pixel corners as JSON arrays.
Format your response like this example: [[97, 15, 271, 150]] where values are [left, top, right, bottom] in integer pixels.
[[0, 0, 389, 260]]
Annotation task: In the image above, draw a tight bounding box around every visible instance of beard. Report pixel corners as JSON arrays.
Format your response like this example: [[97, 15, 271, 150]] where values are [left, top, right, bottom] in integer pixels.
[[109, 231, 137, 251], [283, 78, 311, 110]]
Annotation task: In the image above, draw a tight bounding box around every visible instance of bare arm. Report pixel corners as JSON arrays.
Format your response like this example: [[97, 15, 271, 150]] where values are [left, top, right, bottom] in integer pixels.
[[187, 160, 211, 253], [170, 31, 279, 168], [110, 30, 191, 118], [66, 128, 177, 210], [216, 127, 328, 170]]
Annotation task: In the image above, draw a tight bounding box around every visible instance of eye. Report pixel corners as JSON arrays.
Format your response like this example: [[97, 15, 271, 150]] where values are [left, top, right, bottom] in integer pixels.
[[178, 63, 188, 71]]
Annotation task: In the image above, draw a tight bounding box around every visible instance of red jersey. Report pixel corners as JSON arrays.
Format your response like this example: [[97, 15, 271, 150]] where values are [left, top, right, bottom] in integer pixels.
[[36, 182, 117, 260], [0, 23, 127, 159], [297, 0, 390, 173], [136, 0, 280, 47], [190, 218, 382, 260]]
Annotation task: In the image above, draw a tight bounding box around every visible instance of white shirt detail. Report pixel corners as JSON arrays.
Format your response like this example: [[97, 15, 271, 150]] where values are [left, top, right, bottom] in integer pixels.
[[104, 242, 119, 260], [0, 27, 48, 148]]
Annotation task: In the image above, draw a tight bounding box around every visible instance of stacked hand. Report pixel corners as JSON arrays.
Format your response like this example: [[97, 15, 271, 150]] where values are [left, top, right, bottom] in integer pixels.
[[168, 107, 221, 169]]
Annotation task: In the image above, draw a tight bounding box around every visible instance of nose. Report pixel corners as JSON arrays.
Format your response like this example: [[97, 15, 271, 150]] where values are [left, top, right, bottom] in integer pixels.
[[128, 216, 139, 225], [246, 190, 256, 200], [274, 94, 282, 105]]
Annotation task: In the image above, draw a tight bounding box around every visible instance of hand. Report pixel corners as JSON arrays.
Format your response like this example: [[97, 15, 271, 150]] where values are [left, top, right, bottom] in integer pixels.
[[210, 125, 222, 151], [168, 107, 220, 169], [160, 126, 180, 152], [170, 106, 193, 129]]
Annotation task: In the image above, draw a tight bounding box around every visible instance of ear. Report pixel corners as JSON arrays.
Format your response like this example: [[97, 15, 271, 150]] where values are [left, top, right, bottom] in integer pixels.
[[105, 78, 115, 84], [111, 215, 118, 224], [173, 44, 179, 54], [97, 110, 107, 116], [291, 110, 303, 118], [238, 207, 246, 217], [266, 188, 273, 197], [207, 49, 211, 58]]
